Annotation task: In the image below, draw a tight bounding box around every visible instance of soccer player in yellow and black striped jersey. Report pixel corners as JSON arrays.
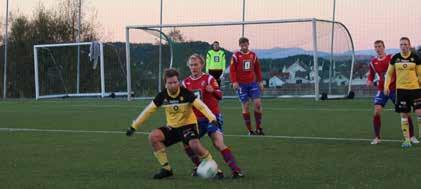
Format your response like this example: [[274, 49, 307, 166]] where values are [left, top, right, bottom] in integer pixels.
[[126, 68, 218, 179], [384, 37, 421, 148]]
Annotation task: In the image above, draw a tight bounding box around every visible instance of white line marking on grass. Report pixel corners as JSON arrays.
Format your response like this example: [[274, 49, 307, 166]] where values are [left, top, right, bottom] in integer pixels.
[[0, 127, 402, 143], [0, 104, 392, 112]]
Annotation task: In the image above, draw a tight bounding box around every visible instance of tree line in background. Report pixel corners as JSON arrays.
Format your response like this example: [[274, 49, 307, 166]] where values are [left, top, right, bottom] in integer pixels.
[[0, 0, 99, 98]]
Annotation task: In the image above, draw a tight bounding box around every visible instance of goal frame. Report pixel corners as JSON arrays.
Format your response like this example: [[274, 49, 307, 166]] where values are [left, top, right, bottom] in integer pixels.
[[33, 42, 106, 100], [125, 18, 356, 101]]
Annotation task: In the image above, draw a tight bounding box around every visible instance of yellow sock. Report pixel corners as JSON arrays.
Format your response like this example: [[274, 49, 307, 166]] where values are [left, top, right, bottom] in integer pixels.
[[199, 151, 213, 161], [401, 118, 410, 140], [153, 149, 171, 170]]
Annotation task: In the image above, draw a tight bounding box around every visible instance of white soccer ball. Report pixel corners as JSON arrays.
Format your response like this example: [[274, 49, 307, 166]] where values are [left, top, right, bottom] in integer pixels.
[[197, 159, 218, 179]]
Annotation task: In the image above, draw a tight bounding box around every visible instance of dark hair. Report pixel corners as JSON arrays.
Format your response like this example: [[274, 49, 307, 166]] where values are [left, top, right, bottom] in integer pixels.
[[164, 68, 179, 82], [239, 37, 249, 44], [213, 41, 219, 45], [400, 37, 411, 45], [374, 40, 385, 47]]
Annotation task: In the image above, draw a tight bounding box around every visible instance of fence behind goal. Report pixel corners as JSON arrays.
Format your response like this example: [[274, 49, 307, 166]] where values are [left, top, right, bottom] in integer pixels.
[[125, 18, 355, 100]]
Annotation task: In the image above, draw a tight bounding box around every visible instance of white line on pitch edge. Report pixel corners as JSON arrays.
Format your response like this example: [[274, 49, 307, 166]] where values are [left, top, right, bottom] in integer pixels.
[[0, 127, 402, 143], [0, 105, 389, 112]]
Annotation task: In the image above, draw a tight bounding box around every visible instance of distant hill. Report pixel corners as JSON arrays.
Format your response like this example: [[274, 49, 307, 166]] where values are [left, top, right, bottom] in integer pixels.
[[254, 48, 331, 59], [353, 48, 400, 56], [254, 47, 400, 60]]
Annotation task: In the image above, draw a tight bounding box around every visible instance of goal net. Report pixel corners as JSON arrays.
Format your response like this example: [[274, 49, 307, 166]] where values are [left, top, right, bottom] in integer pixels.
[[34, 42, 127, 99], [125, 18, 355, 100]]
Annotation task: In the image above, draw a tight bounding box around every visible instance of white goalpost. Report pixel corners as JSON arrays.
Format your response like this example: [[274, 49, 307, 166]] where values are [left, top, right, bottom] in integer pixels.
[[125, 18, 356, 101], [33, 42, 106, 99]]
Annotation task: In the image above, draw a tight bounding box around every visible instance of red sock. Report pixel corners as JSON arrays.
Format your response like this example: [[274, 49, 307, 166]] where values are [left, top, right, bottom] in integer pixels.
[[373, 114, 381, 138], [220, 148, 241, 173], [254, 111, 262, 130], [242, 112, 252, 131], [408, 116, 414, 138]]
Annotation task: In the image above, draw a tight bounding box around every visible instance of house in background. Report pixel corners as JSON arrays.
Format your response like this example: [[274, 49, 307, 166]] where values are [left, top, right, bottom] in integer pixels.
[[269, 75, 285, 88], [229, 58, 370, 88]]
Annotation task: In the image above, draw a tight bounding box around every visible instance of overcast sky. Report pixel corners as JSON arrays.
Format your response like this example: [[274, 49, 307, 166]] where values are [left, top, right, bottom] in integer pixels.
[[2, 0, 421, 51]]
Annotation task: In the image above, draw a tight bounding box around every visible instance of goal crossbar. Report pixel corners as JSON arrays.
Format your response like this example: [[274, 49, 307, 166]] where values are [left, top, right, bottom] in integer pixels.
[[125, 18, 356, 101]]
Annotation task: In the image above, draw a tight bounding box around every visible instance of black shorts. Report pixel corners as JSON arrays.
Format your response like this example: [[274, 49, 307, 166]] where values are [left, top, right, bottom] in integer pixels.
[[158, 124, 199, 147], [208, 69, 223, 80], [395, 89, 421, 113]]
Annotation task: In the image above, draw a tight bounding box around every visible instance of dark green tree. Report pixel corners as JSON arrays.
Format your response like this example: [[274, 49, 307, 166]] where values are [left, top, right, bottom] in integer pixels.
[[4, 1, 99, 97]]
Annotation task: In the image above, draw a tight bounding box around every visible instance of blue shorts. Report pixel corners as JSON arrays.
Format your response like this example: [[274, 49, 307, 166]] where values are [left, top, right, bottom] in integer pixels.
[[198, 114, 224, 138], [237, 82, 261, 103], [374, 90, 396, 107]]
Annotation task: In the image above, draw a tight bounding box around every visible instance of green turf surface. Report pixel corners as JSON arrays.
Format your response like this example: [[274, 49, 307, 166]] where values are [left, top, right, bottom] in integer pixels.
[[0, 99, 420, 189]]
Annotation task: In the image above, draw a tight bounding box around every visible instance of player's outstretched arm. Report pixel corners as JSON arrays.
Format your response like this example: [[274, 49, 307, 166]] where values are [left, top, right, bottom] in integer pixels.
[[222, 51, 226, 72], [254, 58, 264, 91], [229, 57, 237, 83], [126, 101, 158, 136], [254, 58, 263, 82], [417, 65, 421, 85], [229, 57, 239, 90], [384, 64, 395, 95], [207, 77, 222, 100], [416, 57, 421, 85], [206, 51, 211, 73], [367, 62, 375, 87], [192, 98, 216, 123]]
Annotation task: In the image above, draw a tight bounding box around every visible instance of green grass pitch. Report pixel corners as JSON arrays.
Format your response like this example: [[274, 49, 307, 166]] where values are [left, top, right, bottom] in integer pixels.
[[0, 98, 420, 189]]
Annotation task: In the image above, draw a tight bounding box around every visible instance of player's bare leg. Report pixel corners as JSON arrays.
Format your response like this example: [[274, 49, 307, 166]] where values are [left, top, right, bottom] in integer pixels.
[[182, 143, 201, 176], [253, 98, 264, 135], [184, 141, 225, 179], [210, 132, 227, 151], [149, 129, 173, 179], [188, 138, 221, 177], [188, 139, 215, 163], [241, 101, 255, 135], [183, 142, 221, 178], [210, 132, 244, 178]]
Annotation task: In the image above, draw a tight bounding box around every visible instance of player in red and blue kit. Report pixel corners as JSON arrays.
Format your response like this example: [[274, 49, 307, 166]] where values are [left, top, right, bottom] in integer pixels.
[[182, 54, 244, 179], [230, 37, 264, 135], [367, 40, 417, 144]]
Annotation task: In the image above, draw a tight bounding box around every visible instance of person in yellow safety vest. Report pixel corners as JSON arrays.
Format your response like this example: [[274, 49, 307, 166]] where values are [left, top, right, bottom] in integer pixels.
[[206, 41, 226, 86]]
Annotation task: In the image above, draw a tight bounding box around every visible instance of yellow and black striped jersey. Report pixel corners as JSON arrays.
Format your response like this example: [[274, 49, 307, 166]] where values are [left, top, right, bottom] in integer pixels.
[[131, 87, 216, 129], [385, 52, 421, 90], [152, 87, 198, 127]]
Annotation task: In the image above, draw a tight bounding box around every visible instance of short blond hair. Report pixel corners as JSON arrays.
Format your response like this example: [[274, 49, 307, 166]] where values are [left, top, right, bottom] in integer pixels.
[[187, 53, 205, 65]]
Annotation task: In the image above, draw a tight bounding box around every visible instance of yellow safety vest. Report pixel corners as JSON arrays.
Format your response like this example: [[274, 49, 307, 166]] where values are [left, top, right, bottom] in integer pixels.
[[206, 49, 226, 72]]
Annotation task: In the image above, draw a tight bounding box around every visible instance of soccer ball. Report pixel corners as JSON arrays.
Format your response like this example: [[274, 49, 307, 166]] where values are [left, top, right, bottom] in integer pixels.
[[197, 159, 218, 179]]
